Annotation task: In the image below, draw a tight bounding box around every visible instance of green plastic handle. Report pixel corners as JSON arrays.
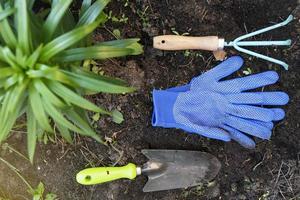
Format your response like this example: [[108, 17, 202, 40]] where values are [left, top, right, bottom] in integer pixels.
[[76, 163, 137, 185]]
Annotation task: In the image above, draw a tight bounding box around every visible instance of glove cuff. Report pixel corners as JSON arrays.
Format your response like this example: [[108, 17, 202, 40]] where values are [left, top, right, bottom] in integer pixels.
[[165, 84, 190, 92], [152, 89, 178, 127]]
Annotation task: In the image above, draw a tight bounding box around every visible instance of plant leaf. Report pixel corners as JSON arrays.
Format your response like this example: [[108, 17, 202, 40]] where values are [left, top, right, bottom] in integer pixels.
[[77, 0, 110, 26], [111, 109, 124, 124], [65, 109, 103, 143], [72, 67, 127, 86], [100, 39, 144, 56], [29, 84, 53, 132], [15, 0, 32, 54], [62, 70, 135, 94], [25, 44, 43, 68], [57, 9, 76, 35], [27, 105, 38, 163], [28, 11, 44, 48], [47, 80, 110, 114], [27, 0, 36, 9], [0, 4, 17, 48], [42, 0, 73, 41], [4, 73, 18, 89], [27, 64, 135, 94], [0, 83, 27, 142], [40, 19, 101, 61], [0, 67, 14, 79], [0, 47, 20, 70], [80, 0, 92, 17], [27, 64, 75, 86], [55, 123, 73, 143], [98, 38, 141, 47], [53, 46, 134, 62], [0, 7, 15, 21], [42, 97, 82, 134], [32, 79, 66, 108], [0, 90, 12, 142]]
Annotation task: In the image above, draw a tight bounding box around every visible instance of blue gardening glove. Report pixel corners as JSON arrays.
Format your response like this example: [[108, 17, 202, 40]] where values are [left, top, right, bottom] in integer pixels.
[[152, 90, 288, 146], [153, 56, 289, 148], [165, 56, 289, 148]]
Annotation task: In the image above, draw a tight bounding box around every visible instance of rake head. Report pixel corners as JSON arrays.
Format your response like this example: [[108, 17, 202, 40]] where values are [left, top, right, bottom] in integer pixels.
[[223, 15, 294, 70]]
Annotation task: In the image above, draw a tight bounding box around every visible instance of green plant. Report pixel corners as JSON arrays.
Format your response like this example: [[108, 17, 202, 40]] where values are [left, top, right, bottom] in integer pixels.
[[107, 11, 129, 24], [137, 6, 150, 29], [171, 28, 190, 36], [31, 182, 58, 200], [242, 67, 252, 75], [0, 0, 143, 163]]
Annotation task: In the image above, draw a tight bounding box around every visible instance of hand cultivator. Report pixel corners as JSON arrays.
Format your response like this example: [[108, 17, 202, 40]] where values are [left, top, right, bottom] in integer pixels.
[[154, 15, 294, 69]]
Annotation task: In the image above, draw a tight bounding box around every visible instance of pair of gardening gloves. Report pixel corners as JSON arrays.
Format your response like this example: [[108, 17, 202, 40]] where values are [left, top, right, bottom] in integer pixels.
[[152, 56, 289, 148]]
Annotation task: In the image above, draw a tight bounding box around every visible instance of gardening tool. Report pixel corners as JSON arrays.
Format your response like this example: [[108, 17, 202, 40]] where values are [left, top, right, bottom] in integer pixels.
[[153, 15, 293, 70], [76, 149, 221, 192]]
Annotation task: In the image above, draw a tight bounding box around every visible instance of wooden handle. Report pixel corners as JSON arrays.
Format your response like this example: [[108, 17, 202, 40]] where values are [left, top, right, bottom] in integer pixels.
[[153, 35, 223, 51]]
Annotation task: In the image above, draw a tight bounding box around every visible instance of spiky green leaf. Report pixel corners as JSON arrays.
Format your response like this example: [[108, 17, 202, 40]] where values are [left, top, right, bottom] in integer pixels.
[[29, 84, 53, 132], [27, 105, 38, 164], [26, 44, 43, 68], [27, 0, 36, 9], [47, 80, 110, 114], [0, 47, 20, 70], [55, 123, 73, 143], [40, 19, 101, 61], [53, 46, 134, 62], [0, 7, 15, 21], [77, 0, 110, 26], [62, 70, 135, 94], [57, 10, 76, 34], [32, 79, 66, 108], [0, 67, 14, 78], [15, 0, 32, 54], [80, 0, 92, 17], [0, 83, 27, 142], [0, 4, 17, 48], [97, 39, 143, 55], [42, 0, 73, 41], [42, 97, 82, 133], [65, 109, 103, 143]]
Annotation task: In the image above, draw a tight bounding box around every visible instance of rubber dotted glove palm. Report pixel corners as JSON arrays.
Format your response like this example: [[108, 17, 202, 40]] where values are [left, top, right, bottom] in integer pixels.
[[152, 56, 289, 148]]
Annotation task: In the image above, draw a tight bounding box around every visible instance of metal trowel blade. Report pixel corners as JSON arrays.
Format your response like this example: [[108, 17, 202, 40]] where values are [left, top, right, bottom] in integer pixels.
[[141, 149, 221, 192]]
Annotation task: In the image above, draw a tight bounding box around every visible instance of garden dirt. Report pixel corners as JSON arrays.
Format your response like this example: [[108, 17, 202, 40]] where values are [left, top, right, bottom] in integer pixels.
[[0, 0, 299, 199]]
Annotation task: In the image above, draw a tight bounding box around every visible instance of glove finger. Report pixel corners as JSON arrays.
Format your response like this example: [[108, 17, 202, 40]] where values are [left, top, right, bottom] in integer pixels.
[[272, 108, 285, 121], [202, 56, 243, 81], [227, 92, 289, 105], [251, 120, 274, 129], [179, 123, 231, 141], [217, 71, 279, 93], [224, 115, 272, 139], [222, 125, 256, 149], [227, 105, 276, 122]]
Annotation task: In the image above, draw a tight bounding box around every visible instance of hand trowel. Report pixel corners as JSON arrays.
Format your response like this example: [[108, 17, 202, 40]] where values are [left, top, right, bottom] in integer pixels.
[[76, 149, 221, 192]]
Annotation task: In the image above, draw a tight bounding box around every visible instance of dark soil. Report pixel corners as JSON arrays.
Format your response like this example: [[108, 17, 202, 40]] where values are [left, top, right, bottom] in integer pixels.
[[0, 0, 299, 200]]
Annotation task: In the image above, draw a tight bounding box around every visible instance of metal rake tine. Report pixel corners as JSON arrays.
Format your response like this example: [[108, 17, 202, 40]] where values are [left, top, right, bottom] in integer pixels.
[[226, 40, 292, 47], [233, 44, 289, 70], [233, 15, 294, 42]]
